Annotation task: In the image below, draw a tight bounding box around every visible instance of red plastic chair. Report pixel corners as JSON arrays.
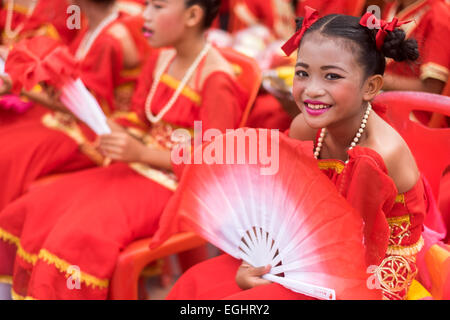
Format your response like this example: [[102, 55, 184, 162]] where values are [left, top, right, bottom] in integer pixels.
[[109, 48, 262, 300], [374, 91, 450, 300], [373, 91, 450, 202]]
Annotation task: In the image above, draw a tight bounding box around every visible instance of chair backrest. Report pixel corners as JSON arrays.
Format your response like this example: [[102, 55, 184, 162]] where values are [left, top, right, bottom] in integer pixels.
[[373, 91, 450, 201], [219, 46, 262, 128]]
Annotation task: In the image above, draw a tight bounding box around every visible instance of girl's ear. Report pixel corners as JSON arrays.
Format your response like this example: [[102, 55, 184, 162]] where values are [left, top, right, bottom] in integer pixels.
[[184, 4, 204, 28], [362, 74, 383, 101]]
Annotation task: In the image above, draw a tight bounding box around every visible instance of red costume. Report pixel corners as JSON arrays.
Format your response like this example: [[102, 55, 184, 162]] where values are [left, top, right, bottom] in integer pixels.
[[383, 0, 450, 90], [0, 12, 145, 212], [0, 48, 247, 299], [167, 106, 427, 300], [0, 0, 80, 125]]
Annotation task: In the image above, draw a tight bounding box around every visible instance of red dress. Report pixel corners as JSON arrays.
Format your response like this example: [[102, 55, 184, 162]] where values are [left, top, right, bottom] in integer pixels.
[[382, 0, 450, 88], [0, 50, 247, 299], [0, 0, 79, 125], [167, 122, 427, 300], [0, 13, 144, 212]]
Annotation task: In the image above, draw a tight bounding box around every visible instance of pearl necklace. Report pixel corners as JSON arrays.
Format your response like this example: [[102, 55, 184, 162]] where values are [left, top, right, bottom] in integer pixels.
[[145, 42, 212, 124], [75, 10, 119, 61], [4, 0, 38, 40], [314, 103, 372, 164]]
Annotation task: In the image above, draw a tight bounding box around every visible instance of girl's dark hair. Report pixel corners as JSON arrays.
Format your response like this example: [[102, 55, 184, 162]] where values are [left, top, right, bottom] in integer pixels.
[[90, 0, 116, 4], [296, 14, 419, 78], [185, 0, 221, 29]]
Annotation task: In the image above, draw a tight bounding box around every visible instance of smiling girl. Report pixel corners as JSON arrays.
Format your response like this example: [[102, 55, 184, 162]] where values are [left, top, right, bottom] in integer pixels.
[[166, 9, 428, 300]]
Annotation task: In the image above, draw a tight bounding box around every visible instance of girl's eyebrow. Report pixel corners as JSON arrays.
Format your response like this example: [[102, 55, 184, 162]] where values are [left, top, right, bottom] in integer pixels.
[[295, 63, 347, 74], [321, 65, 348, 73]]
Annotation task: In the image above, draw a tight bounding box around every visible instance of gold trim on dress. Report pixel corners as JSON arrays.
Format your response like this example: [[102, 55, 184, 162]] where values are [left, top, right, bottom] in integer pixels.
[[395, 194, 406, 205], [386, 236, 424, 256], [387, 214, 410, 225], [129, 162, 178, 191], [41, 113, 106, 166], [420, 62, 449, 82], [0, 275, 13, 285], [160, 74, 202, 106], [38, 249, 109, 289], [11, 288, 35, 300], [317, 160, 345, 174]]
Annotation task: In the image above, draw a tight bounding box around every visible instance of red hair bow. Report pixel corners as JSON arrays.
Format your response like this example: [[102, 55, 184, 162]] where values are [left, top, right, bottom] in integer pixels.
[[281, 6, 320, 56], [359, 12, 411, 50], [5, 36, 79, 94]]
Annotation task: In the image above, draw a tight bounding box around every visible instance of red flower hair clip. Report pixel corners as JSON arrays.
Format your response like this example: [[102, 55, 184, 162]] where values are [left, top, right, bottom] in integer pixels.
[[281, 6, 320, 56], [359, 12, 411, 50]]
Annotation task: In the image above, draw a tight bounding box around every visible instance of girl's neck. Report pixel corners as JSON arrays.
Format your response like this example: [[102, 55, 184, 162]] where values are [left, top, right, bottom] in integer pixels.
[[325, 103, 370, 152], [172, 31, 207, 67], [85, 4, 115, 32]]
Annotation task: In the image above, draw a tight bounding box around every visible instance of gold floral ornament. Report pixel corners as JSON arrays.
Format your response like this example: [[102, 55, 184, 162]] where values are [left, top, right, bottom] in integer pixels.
[[368, 255, 418, 300]]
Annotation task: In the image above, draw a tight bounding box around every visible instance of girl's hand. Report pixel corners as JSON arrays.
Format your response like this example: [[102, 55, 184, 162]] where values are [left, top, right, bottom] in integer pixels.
[[0, 74, 12, 95], [98, 122, 145, 163], [235, 262, 272, 290]]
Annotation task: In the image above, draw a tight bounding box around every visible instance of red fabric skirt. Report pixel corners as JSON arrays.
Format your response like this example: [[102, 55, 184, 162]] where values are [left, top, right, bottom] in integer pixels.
[[0, 119, 94, 212], [166, 254, 315, 300], [0, 162, 173, 299], [0, 104, 47, 127]]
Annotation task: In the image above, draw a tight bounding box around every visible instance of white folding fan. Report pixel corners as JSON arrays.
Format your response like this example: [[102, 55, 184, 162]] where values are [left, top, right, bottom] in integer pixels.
[[59, 78, 111, 135], [4, 36, 111, 135], [153, 128, 382, 300]]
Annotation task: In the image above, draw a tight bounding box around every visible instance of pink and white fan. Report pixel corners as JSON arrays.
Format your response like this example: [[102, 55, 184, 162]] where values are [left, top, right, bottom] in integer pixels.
[[152, 129, 382, 300]]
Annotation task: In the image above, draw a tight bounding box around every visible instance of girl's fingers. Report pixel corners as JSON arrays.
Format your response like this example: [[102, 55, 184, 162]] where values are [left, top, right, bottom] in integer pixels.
[[99, 145, 123, 155], [251, 278, 272, 288], [250, 265, 271, 276]]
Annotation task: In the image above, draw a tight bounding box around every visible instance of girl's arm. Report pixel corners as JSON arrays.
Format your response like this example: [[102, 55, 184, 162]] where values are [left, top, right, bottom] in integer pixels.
[[97, 119, 173, 170]]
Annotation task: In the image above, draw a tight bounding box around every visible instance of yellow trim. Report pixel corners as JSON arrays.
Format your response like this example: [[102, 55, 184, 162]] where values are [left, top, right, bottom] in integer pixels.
[[387, 214, 410, 225], [111, 111, 148, 129], [406, 279, 432, 300], [0, 227, 19, 246], [41, 113, 86, 145], [317, 160, 345, 174], [38, 249, 109, 289], [160, 74, 202, 106], [386, 236, 424, 256], [0, 275, 13, 285], [11, 288, 34, 300], [129, 162, 178, 191], [17, 246, 38, 265], [120, 66, 142, 78], [420, 63, 449, 83], [0, 226, 39, 265], [395, 194, 406, 205]]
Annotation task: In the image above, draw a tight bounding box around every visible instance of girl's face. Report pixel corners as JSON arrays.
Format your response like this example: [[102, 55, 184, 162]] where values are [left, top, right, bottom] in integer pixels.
[[142, 0, 188, 47], [292, 32, 368, 130]]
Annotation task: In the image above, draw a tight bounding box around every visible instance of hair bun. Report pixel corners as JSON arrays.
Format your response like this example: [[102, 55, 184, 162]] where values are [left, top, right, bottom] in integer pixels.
[[382, 28, 419, 62]]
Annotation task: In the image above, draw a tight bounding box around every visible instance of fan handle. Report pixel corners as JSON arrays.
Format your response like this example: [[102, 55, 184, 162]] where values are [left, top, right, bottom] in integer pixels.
[[264, 274, 336, 300]]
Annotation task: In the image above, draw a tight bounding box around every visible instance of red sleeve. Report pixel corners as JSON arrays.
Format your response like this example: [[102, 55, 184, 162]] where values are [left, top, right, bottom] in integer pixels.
[[343, 148, 397, 266], [199, 72, 245, 132], [78, 33, 124, 113], [112, 51, 160, 130], [172, 72, 246, 179], [418, 3, 450, 83]]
